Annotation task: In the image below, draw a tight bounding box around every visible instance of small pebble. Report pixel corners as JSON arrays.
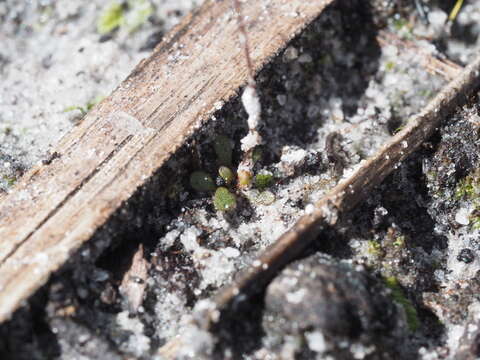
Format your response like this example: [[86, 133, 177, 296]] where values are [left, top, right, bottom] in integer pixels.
[[457, 248, 475, 264], [256, 191, 275, 205], [455, 208, 471, 225], [282, 46, 298, 62]]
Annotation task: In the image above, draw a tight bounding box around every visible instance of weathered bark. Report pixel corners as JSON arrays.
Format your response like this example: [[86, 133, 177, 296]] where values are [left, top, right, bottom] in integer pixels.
[[0, 0, 334, 323]]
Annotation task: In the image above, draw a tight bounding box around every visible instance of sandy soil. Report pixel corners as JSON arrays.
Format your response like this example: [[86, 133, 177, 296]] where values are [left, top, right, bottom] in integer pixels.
[[1, 1, 480, 359]]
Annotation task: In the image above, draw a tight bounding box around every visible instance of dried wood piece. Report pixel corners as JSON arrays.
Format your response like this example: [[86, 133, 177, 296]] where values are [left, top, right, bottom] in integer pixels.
[[0, 0, 335, 323], [180, 54, 480, 339], [119, 244, 149, 313]]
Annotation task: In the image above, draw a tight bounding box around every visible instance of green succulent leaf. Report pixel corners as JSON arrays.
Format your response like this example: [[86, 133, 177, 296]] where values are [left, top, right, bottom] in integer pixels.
[[190, 171, 216, 192], [256, 190, 275, 205], [213, 187, 237, 212], [255, 172, 273, 190], [252, 146, 263, 164], [218, 166, 235, 185], [214, 135, 233, 166]]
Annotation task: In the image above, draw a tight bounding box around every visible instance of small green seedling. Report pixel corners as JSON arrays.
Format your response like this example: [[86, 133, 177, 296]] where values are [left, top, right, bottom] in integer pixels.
[[97, 0, 153, 35], [455, 169, 480, 229], [393, 124, 406, 135], [367, 240, 383, 257], [256, 190, 275, 205], [218, 166, 235, 185], [64, 105, 88, 116], [255, 172, 273, 190], [471, 216, 480, 230], [2, 175, 17, 187], [214, 135, 233, 166], [252, 146, 263, 164], [190, 171, 216, 192], [64, 96, 104, 116], [190, 133, 278, 211], [97, 1, 125, 35], [213, 187, 237, 211], [237, 170, 252, 188], [385, 61, 395, 71], [455, 173, 479, 200], [393, 235, 405, 248]]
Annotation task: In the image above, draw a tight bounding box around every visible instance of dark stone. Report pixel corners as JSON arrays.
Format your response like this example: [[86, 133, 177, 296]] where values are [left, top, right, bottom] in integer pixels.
[[139, 30, 164, 51], [458, 249, 475, 264], [263, 253, 409, 359]]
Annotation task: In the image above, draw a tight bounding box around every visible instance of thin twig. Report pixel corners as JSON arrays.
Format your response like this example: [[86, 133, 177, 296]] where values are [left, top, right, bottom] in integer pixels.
[[234, 0, 263, 183], [377, 30, 463, 80], [233, 0, 255, 87]]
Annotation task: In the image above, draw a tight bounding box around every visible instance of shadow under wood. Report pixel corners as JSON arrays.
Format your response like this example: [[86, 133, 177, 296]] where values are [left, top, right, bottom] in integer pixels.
[[209, 292, 267, 360], [0, 288, 60, 360], [257, 0, 381, 160]]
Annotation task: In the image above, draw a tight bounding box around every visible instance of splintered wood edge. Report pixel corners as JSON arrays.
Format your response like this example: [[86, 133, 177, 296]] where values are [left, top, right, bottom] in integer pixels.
[[0, 0, 335, 323], [157, 55, 480, 357]]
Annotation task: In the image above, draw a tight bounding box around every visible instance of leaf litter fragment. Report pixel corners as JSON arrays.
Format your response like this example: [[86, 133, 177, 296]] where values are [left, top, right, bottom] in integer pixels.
[[119, 244, 149, 313]]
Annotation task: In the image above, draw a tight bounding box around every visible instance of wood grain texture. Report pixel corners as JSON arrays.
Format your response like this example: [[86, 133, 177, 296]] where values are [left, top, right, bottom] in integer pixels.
[[0, 0, 334, 323]]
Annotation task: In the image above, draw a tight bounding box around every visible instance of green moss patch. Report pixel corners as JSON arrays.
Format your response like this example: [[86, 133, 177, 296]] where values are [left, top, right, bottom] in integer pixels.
[[384, 276, 419, 332]]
